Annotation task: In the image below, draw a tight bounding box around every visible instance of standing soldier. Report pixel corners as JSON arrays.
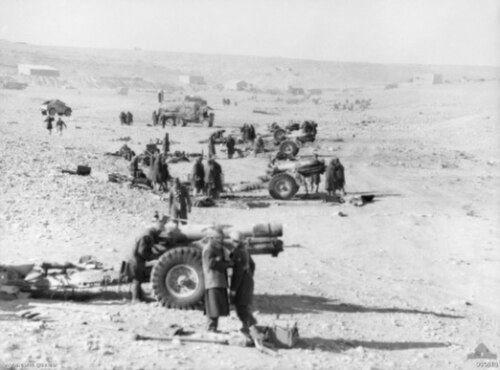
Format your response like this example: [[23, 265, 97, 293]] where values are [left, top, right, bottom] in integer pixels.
[[202, 228, 231, 332], [127, 111, 133, 125], [325, 157, 345, 196], [125, 216, 168, 302], [229, 231, 257, 336], [152, 110, 159, 126], [163, 132, 170, 154], [205, 158, 223, 199], [119, 111, 127, 125], [56, 118, 67, 135], [253, 135, 265, 156], [226, 135, 236, 159], [168, 178, 191, 225], [208, 135, 216, 158], [45, 116, 54, 135], [191, 157, 205, 195]]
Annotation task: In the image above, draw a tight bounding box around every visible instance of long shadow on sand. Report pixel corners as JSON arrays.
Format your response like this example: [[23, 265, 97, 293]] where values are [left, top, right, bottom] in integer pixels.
[[297, 337, 450, 353], [255, 294, 464, 319]]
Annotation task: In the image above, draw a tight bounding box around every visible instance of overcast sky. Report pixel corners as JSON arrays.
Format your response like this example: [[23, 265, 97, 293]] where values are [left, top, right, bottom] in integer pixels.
[[0, 0, 498, 66]]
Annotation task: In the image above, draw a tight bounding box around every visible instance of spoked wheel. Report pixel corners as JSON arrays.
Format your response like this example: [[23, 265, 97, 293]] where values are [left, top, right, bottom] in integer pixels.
[[278, 140, 299, 156], [151, 247, 204, 309]]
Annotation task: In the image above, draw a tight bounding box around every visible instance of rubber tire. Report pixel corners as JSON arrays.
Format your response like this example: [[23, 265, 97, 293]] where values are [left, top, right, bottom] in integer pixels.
[[279, 140, 299, 156], [64, 108, 72, 117], [273, 129, 287, 142], [151, 247, 204, 310], [202, 119, 210, 128], [175, 117, 184, 127], [166, 118, 174, 126], [48, 107, 56, 116], [268, 173, 299, 200]]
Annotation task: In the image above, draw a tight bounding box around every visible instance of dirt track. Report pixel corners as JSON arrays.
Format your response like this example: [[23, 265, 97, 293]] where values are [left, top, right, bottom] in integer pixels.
[[0, 81, 499, 369]]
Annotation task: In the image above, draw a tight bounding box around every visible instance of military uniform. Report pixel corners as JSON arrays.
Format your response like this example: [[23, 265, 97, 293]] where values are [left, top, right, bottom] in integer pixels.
[[202, 240, 230, 331], [126, 227, 161, 301], [230, 243, 257, 332]]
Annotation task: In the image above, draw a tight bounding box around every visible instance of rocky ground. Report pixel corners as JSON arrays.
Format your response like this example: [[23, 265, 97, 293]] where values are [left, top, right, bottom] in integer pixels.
[[0, 81, 499, 370]]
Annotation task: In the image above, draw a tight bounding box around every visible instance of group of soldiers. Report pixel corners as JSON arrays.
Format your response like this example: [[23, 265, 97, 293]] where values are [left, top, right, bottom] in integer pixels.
[[191, 156, 224, 199], [119, 111, 134, 125], [125, 217, 257, 336], [44, 116, 67, 135]]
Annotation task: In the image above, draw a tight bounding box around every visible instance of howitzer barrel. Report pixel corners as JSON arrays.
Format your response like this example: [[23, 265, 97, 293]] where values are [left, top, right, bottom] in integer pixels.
[[161, 223, 283, 241]]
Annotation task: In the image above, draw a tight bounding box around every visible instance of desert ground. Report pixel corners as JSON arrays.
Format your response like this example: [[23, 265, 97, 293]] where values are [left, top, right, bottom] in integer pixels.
[[1, 56, 499, 369]]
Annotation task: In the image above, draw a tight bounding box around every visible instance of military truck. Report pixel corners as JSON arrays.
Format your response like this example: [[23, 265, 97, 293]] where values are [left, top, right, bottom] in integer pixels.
[[156, 95, 214, 127]]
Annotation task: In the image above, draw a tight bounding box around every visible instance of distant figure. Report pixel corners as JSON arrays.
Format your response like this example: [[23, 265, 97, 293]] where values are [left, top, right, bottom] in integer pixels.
[[168, 178, 191, 225], [126, 111, 133, 125], [161, 115, 167, 128], [152, 111, 159, 126], [119, 111, 127, 125], [191, 157, 205, 195], [56, 118, 67, 135], [45, 116, 54, 135], [148, 152, 170, 192], [205, 158, 223, 199], [248, 124, 256, 143], [162, 132, 170, 153], [226, 135, 236, 159], [325, 158, 345, 196], [253, 135, 265, 156], [208, 136, 216, 158]]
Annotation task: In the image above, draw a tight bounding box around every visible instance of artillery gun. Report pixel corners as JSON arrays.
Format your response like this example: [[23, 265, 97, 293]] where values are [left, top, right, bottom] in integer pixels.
[[269, 121, 318, 157], [148, 222, 284, 309], [267, 159, 325, 200]]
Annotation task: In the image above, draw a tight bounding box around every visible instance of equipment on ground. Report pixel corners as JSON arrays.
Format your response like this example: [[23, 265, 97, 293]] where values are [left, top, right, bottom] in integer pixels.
[[269, 121, 318, 157]]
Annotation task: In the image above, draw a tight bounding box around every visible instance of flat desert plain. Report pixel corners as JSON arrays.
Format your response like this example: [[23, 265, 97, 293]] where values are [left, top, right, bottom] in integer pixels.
[[0, 63, 499, 369]]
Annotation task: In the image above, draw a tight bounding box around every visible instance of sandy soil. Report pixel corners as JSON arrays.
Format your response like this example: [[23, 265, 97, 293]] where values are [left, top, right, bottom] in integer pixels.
[[0, 81, 499, 370]]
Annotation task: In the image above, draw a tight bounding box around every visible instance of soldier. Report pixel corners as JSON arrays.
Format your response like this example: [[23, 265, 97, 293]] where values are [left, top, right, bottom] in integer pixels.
[[226, 135, 236, 159], [191, 157, 205, 195], [208, 135, 216, 158], [125, 216, 168, 302], [149, 152, 169, 192], [119, 111, 127, 125], [45, 116, 54, 135], [126, 111, 133, 125], [229, 231, 257, 336], [129, 155, 140, 178], [56, 118, 67, 135], [168, 178, 191, 225], [163, 132, 170, 154], [325, 157, 345, 196], [248, 124, 256, 143], [205, 158, 223, 199], [202, 228, 231, 332], [253, 135, 265, 156], [152, 110, 159, 126]]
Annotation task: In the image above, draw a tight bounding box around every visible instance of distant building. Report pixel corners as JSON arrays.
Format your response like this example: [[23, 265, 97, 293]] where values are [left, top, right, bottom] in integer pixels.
[[288, 86, 305, 95], [18, 64, 60, 77], [179, 75, 205, 85], [412, 73, 443, 85], [224, 79, 248, 91]]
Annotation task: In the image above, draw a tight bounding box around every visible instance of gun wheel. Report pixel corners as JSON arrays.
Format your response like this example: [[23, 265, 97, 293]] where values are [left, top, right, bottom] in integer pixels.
[[151, 247, 204, 310]]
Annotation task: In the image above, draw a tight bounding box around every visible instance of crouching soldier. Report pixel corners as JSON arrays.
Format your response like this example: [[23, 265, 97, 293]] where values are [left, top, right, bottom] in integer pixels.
[[124, 216, 168, 302], [202, 228, 231, 332], [229, 231, 257, 335]]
